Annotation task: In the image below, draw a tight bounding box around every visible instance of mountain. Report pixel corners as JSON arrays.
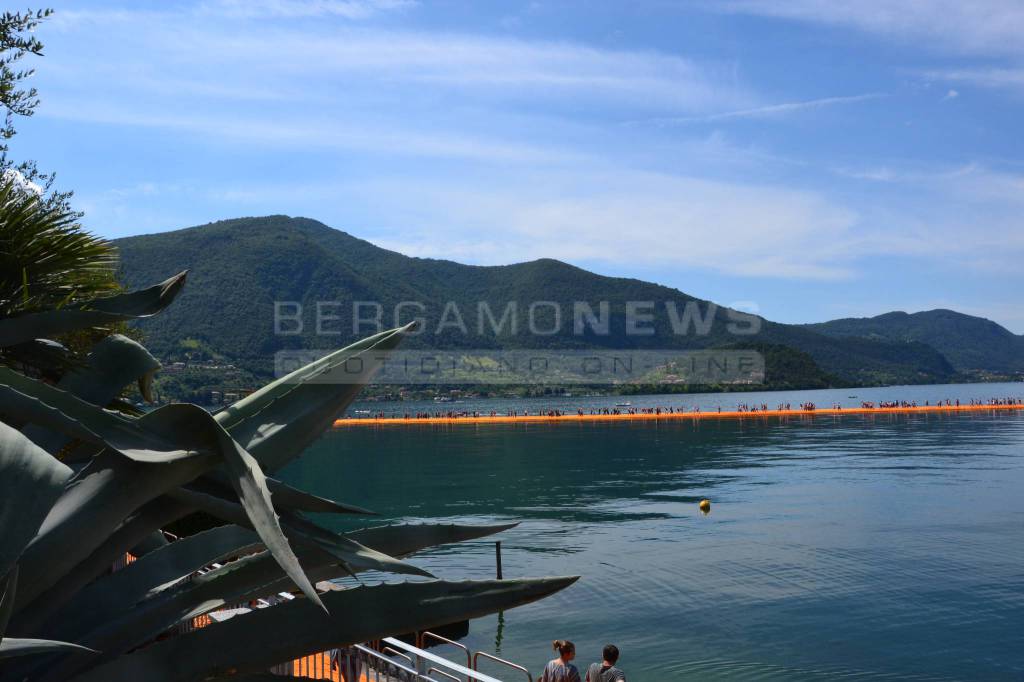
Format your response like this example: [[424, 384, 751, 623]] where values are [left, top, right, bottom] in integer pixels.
[[805, 310, 1024, 375], [113, 216, 959, 392]]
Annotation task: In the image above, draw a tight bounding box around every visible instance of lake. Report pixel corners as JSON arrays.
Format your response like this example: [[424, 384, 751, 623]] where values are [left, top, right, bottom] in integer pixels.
[[281, 382, 1024, 680]]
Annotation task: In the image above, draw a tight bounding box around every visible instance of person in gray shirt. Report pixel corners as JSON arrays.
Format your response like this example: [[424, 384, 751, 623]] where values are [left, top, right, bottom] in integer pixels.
[[586, 644, 626, 682]]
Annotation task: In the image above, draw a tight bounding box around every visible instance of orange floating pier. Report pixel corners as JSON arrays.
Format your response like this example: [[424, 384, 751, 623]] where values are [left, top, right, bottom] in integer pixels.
[[334, 402, 1024, 428]]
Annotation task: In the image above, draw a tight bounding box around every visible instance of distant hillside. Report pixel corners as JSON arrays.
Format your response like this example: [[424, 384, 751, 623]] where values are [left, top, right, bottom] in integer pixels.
[[114, 215, 959, 390], [806, 310, 1024, 375]]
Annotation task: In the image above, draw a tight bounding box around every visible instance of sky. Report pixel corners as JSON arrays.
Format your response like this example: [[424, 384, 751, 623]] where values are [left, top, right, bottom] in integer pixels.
[[11, 0, 1024, 331]]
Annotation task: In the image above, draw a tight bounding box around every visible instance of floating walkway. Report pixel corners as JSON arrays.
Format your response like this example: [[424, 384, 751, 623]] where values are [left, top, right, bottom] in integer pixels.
[[334, 402, 1024, 428]]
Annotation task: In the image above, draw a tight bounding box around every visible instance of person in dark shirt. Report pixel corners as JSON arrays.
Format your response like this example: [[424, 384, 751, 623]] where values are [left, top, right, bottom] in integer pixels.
[[586, 644, 626, 682]]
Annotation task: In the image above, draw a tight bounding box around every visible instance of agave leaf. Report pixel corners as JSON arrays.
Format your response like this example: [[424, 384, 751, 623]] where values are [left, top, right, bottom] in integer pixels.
[[0, 338, 77, 384], [193, 472, 377, 516], [281, 509, 432, 580], [266, 476, 377, 515], [216, 323, 415, 473], [0, 566, 16, 642], [0, 637, 97, 661], [347, 522, 519, 559], [0, 422, 71, 579], [21, 334, 161, 454], [167, 486, 429, 579], [0, 271, 187, 348], [14, 405, 323, 614], [70, 522, 514, 650], [20, 326, 413, 622], [14, 327, 412, 624], [12, 499, 192, 636], [14, 450, 193, 613], [0, 370, 202, 463], [40, 525, 262, 645], [128, 531, 169, 558], [210, 423, 324, 611], [38, 522, 519, 676], [52, 334, 159, 407], [37, 550, 292, 680], [195, 522, 522, 610], [69, 577, 578, 682]]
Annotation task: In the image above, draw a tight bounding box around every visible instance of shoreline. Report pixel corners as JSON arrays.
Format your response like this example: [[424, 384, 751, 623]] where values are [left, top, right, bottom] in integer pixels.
[[334, 402, 1024, 428]]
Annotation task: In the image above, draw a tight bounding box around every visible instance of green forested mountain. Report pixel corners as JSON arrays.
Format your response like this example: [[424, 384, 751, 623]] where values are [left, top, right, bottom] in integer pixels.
[[805, 310, 1024, 374], [114, 216, 965, 392]]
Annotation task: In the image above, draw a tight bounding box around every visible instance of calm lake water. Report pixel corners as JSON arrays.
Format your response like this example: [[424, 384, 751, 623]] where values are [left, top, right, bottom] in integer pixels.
[[281, 383, 1024, 681]]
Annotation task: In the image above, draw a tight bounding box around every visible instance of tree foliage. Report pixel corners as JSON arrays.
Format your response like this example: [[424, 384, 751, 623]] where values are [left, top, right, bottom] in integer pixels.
[[0, 8, 72, 212]]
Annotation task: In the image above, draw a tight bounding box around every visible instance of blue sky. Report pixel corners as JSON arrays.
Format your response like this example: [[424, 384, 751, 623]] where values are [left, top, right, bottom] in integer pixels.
[[12, 0, 1024, 331]]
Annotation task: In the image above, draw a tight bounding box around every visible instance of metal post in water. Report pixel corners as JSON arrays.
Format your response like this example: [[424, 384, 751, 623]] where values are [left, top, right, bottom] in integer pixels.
[[495, 541, 503, 579]]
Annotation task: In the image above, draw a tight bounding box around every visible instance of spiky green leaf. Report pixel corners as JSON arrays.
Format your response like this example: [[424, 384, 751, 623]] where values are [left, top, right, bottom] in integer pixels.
[[40, 526, 261, 644], [0, 637, 97, 661], [166, 486, 428, 580], [20, 334, 161, 454], [0, 271, 186, 348], [69, 577, 578, 682], [192, 473, 377, 517], [13, 404, 322, 614], [217, 323, 414, 473], [0, 566, 16, 642], [13, 499, 191, 635], [0, 422, 70, 579], [37, 522, 518, 678]]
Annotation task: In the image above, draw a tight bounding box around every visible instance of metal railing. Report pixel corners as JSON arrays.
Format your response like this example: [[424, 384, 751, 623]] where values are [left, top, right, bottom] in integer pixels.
[[428, 668, 463, 682], [347, 643, 441, 682], [382, 637, 506, 682], [473, 651, 532, 682], [417, 631, 473, 669]]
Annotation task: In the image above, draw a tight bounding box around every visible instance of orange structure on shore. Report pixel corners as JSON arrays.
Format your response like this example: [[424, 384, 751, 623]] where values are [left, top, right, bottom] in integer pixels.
[[334, 402, 1024, 428]]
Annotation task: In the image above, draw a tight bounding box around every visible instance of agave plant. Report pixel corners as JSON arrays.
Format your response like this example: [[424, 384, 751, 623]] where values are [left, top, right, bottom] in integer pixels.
[[0, 242, 576, 677]]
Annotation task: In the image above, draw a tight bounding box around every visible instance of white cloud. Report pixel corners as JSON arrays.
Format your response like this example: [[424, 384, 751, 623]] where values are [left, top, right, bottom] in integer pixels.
[[201, 0, 416, 19], [348, 170, 865, 279], [35, 5, 761, 169], [925, 68, 1024, 92], [45, 9, 752, 114], [714, 0, 1024, 57], [943, 89, 959, 100], [39, 105, 589, 165], [641, 93, 884, 125], [2, 169, 44, 195]]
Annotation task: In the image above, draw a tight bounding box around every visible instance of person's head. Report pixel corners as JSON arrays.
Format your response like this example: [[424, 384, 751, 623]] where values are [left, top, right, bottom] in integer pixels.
[[602, 644, 619, 665], [552, 640, 575, 661]]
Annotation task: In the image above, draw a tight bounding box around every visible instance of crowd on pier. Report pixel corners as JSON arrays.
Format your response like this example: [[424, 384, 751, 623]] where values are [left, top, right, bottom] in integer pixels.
[[344, 395, 1024, 421]]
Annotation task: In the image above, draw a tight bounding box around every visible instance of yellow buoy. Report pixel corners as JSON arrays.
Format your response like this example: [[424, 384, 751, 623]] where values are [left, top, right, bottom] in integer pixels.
[[699, 499, 711, 514]]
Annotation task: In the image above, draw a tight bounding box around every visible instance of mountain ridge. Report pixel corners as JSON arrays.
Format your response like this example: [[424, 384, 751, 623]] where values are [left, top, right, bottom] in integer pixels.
[[110, 215, 1018, 393], [805, 309, 1024, 374]]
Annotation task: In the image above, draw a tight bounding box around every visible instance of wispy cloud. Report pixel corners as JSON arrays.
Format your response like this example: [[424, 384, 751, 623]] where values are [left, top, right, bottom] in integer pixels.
[[640, 93, 884, 125], [41, 105, 587, 165], [47, 9, 752, 114], [835, 161, 1024, 206], [335, 169, 867, 279], [712, 0, 1024, 57], [37, 5, 759, 166], [924, 68, 1024, 92], [203, 0, 417, 20]]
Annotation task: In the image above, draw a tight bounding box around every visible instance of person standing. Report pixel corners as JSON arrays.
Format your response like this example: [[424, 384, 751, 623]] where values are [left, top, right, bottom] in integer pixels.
[[540, 640, 581, 682], [586, 644, 626, 682]]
